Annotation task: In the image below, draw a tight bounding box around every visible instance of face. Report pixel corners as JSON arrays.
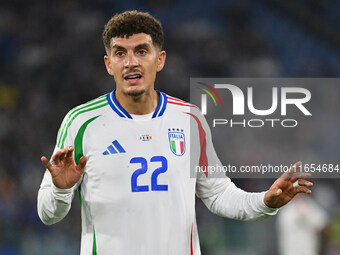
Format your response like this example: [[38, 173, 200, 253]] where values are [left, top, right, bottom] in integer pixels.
[[104, 33, 166, 97]]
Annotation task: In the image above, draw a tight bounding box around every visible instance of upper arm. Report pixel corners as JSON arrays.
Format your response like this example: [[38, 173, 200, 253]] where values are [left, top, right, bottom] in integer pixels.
[[188, 108, 231, 198]]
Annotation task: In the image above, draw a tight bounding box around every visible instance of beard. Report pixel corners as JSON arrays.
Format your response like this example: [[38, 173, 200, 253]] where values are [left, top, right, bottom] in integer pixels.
[[122, 88, 146, 98]]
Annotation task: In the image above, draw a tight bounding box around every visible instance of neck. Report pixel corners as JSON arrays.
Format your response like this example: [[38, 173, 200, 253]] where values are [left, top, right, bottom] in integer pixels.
[[115, 89, 159, 115]]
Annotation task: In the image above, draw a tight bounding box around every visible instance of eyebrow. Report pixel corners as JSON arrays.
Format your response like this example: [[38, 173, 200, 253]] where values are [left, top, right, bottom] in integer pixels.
[[111, 45, 126, 51], [134, 43, 151, 51], [111, 43, 151, 52]]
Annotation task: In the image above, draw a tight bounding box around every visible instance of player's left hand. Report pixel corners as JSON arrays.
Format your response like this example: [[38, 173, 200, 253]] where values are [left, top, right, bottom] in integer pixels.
[[264, 161, 313, 208]]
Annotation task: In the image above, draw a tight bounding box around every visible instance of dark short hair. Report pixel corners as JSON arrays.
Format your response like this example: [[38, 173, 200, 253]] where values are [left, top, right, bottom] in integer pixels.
[[102, 10, 164, 52]]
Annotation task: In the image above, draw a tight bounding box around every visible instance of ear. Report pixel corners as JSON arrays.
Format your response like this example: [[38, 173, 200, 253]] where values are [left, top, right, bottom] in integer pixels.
[[104, 55, 114, 76], [156, 50, 166, 72]]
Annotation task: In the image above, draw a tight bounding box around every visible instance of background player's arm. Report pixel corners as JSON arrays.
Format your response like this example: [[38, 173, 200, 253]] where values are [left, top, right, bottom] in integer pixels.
[[38, 146, 86, 225]]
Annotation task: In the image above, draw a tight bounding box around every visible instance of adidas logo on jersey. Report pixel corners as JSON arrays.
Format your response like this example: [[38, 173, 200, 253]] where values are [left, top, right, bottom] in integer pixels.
[[103, 140, 126, 155]]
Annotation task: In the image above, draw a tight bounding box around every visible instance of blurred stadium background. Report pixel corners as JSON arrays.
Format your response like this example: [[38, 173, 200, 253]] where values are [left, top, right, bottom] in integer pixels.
[[0, 0, 340, 254]]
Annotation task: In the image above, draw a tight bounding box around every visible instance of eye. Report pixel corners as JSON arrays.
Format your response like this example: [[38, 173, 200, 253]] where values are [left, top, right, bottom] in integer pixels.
[[138, 49, 147, 55], [115, 51, 125, 57]]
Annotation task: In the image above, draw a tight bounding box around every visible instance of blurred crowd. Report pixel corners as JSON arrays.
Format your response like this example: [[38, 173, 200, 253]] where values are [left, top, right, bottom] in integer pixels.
[[0, 0, 339, 254]]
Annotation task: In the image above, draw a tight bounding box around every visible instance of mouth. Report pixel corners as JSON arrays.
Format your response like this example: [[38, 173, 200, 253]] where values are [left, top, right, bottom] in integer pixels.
[[124, 73, 143, 83]]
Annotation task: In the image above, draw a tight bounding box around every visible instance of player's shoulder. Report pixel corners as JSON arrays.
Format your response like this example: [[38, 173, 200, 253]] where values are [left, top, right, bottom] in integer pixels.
[[163, 93, 209, 128], [67, 94, 109, 120], [165, 93, 200, 113], [164, 93, 204, 121], [60, 94, 109, 130], [56, 94, 109, 148]]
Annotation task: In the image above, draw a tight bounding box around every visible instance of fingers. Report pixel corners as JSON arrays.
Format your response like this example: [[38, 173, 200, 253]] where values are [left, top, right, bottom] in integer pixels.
[[51, 146, 74, 165], [275, 188, 282, 196], [281, 161, 301, 179], [66, 147, 74, 158], [287, 161, 302, 174], [60, 146, 74, 162], [52, 149, 67, 165], [292, 161, 302, 171], [295, 179, 313, 188], [42, 147, 75, 173], [289, 172, 311, 182], [41, 156, 52, 169], [292, 179, 313, 194], [281, 161, 312, 180], [270, 188, 283, 197], [266, 187, 282, 200], [295, 186, 312, 194], [77, 156, 87, 174]]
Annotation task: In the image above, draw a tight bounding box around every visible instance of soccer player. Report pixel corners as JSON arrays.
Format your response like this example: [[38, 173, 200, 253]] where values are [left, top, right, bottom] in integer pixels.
[[277, 194, 329, 255], [37, 10, 313, 254]]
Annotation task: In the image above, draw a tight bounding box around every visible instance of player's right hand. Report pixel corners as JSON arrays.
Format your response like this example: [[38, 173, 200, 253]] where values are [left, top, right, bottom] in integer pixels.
[[41, 146, 87, 189]]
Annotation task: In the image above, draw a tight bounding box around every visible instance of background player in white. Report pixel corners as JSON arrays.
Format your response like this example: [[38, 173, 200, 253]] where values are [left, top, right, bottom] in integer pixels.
[[277, 194, 329, 255], [38, 10, 313, 254]]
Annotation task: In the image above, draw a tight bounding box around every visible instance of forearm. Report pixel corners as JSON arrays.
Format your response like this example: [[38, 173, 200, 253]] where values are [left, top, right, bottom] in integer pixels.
[[202, 183, 278, 221], [37, 180, 74, 225]]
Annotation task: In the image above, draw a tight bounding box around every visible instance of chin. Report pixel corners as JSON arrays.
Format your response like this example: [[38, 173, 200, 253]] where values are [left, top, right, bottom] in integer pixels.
[[123, 88, 146, 98]]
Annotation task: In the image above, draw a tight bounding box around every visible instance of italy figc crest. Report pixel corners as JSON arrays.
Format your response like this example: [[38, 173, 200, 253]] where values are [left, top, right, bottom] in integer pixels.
[[168, 128, 185, 156]]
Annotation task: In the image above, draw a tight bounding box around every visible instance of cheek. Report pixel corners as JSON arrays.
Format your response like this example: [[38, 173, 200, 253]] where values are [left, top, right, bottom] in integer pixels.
[[146, 61, 159, 75], [110, 62, 123, 77]]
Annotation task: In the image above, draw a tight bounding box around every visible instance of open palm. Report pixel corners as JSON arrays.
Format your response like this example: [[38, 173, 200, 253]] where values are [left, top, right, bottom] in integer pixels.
[[264, 162, 313, 208], [41, 146, 87, 189]]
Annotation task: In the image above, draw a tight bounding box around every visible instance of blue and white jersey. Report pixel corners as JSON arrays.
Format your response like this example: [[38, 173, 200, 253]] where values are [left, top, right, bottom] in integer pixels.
[[38, 90, 277, 255]]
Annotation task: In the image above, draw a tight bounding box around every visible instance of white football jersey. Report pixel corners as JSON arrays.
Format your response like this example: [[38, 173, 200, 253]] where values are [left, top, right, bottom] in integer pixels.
[[38, 90, 277, 255]]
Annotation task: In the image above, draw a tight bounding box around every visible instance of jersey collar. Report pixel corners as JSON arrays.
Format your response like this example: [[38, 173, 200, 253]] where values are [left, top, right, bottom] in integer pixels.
[[106, 89, 167, 119]]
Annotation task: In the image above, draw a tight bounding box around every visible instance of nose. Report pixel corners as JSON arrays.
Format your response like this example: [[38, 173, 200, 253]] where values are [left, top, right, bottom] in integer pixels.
[[124, 52, 139, 68]]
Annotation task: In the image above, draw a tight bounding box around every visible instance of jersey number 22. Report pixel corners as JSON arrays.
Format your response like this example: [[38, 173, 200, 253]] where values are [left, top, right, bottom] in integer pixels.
[[130, 156, 168, 192]]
